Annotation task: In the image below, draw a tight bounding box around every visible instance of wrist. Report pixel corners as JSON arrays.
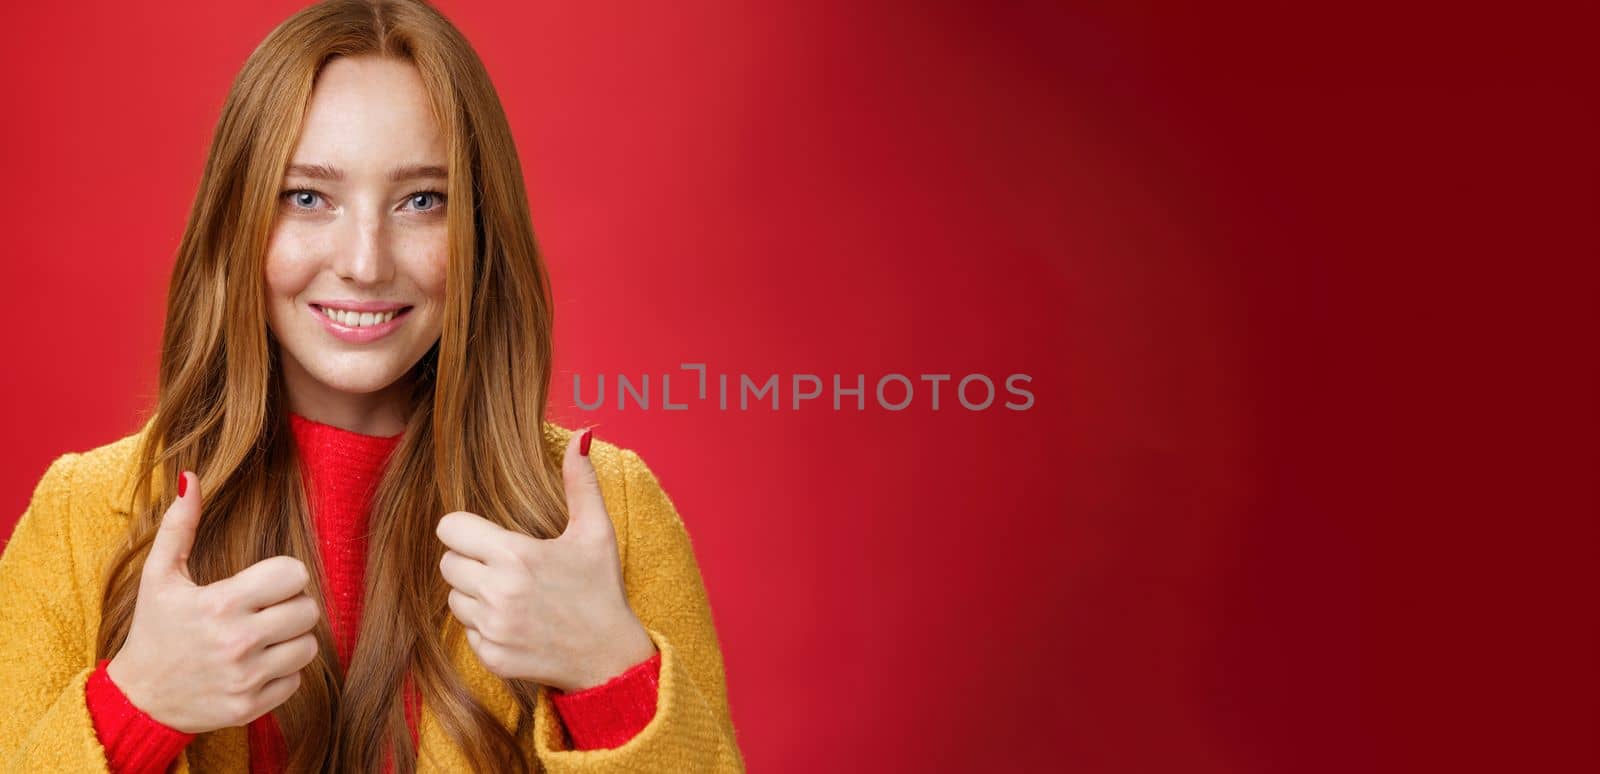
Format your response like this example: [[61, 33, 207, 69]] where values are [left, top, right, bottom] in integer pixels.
[[562, 619, 657, 693], [106, 653, 158, 720]]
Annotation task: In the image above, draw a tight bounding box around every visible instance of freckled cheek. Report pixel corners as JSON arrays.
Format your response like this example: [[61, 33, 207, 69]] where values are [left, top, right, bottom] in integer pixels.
[[397, 236, 450, 305], [262, 228, 333, 307]]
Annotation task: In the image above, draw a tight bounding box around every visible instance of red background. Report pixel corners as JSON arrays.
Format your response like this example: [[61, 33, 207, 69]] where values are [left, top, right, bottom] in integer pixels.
[[3, 2, 1594, 771]]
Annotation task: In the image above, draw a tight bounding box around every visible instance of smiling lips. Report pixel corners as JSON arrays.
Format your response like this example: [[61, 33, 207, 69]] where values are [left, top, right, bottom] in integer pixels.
[[310, 302, 414, 343]]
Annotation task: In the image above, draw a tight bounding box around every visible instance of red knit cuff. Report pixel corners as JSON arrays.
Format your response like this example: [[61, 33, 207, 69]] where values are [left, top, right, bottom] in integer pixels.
[[86, 658, 196, 773], [549, 650, 662, 750]]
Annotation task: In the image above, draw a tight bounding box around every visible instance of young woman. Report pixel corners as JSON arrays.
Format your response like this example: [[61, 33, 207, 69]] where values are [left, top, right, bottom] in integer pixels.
[[0, 1, 743, 771]]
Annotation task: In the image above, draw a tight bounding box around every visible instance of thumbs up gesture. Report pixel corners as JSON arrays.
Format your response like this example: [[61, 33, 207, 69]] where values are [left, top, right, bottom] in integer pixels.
[[436, 429, 658, 692], [106, 471, 322, 734]]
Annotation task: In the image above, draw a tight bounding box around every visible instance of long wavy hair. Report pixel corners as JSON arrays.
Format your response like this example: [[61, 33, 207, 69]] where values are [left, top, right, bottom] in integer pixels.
[[92, 1, 568, 771]]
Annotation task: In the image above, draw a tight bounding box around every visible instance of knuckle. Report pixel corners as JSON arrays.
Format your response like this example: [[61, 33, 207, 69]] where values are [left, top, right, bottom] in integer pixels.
[[203, 588, 237, 617], [507, 536, 538, 565], [477, 646, 505, 675], [226, 666, 257, 695], [297, 595, 321, 628], [478, 616, 507, 644], [481, 588, 510, 612], [228, 695, 258, 724], [273, 556, 309, 586], [587, 524, 618, 549], [148, 583, 183, 612], [219, 631, 255, 662]]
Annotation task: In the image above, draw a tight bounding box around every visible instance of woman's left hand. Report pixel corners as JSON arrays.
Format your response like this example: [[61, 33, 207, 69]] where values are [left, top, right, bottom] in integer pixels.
[[436, 428, 658, 693]]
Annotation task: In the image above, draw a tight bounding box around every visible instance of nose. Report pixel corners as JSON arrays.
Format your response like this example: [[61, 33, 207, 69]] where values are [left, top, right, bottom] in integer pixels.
[[331, 206, 394, 285]]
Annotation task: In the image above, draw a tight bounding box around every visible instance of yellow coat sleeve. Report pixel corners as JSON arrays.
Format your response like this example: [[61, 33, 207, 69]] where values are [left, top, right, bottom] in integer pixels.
[[530, 448, 746, 772], [0, 453, 117, 773]]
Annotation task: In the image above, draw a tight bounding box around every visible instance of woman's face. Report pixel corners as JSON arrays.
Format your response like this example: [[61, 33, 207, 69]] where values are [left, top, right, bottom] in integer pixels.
[[264, 55, 448, 418]]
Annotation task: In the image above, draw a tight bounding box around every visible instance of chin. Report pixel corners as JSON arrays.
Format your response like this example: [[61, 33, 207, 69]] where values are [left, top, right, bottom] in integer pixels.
[[337, 375, 408, 395], [305, 359, 413, 395]]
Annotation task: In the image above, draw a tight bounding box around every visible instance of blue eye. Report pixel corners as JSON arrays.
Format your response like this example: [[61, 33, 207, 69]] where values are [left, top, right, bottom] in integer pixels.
[[278, 189, 444, 213], [283, 190, 323, 209], [408, 191, 446, 212]]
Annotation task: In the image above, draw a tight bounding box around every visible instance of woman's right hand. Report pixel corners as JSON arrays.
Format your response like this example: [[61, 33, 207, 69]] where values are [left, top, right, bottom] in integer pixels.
[[106, 470, 322, 734]]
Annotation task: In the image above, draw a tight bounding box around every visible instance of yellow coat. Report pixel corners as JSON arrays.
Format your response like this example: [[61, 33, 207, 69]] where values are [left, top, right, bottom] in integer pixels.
[[0, 419, 744, 772]]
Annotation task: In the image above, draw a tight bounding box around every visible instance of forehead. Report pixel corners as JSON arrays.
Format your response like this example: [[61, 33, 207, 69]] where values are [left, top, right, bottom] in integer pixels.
[[290, 55, 444, 171]]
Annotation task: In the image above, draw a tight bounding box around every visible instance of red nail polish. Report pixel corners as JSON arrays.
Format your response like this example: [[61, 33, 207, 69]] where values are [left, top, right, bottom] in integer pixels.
[[177, 472, 188, 498], [580, 428, 593, 457]]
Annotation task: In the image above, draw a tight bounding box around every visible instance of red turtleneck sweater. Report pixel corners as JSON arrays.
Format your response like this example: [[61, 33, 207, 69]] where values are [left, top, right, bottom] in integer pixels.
[[83, 413, 663, 772]]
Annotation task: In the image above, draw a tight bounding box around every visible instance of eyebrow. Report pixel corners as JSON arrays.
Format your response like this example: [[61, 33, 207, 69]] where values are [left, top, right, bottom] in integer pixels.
[[284, 163, 448, 183]]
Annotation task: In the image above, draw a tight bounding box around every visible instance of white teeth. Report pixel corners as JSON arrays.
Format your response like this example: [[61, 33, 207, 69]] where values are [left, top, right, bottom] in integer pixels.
[[319, 307, 399, 327]]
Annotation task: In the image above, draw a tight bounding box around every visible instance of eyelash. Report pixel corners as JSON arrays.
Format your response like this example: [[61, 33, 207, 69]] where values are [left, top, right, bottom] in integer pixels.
[[280, 189, 448, 213]]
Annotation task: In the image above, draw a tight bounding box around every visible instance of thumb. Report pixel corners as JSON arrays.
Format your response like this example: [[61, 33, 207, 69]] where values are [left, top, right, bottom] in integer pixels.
[[561, 427, 607, 538], [146, 470, 201, 585]]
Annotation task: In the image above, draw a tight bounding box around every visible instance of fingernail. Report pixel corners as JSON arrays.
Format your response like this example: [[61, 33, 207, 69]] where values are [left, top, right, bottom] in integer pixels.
[[580, 428, 593, 457], [177, 471, 189, 498]]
